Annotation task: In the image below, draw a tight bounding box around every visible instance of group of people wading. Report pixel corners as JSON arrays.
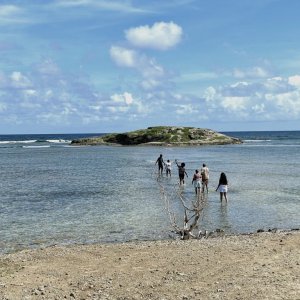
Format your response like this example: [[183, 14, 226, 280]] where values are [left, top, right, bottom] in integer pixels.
[[155, 154, 228, 202]]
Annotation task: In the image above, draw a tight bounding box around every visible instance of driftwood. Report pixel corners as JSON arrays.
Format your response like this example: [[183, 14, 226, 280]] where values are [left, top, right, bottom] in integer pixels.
[[155, 172, 206, 240]]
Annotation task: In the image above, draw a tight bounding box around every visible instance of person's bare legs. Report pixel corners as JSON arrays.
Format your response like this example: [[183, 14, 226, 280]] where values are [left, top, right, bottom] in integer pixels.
[[205, 181, 208, 193], [224, 192, 228, 202]]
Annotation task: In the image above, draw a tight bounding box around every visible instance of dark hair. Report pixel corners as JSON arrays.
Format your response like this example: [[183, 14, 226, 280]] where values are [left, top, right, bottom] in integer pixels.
[[219, 172, 228, 185], [181, 162, 185, 167], [195, 169, 199, 173], [203, 163, 206, 167]]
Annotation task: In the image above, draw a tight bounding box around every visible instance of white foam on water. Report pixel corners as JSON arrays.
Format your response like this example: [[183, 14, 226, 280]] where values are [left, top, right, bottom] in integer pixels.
[[22, 145, 51, 148], [0, 140, 37, 144], [46, 139, 71, 143], [244, 139, 272, 142]]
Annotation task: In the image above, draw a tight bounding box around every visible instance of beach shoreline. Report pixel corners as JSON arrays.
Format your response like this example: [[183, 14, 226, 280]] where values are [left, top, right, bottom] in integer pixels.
[[1, 230, 299, 299]]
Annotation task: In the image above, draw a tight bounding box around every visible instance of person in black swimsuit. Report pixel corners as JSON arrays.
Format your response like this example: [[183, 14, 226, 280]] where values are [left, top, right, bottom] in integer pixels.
[[175, 159, 188, 185], [155, 154, 164, 175]]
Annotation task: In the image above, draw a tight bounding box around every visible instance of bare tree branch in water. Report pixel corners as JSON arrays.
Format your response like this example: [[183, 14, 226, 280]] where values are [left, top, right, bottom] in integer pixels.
[[156, 174, 205, 240]]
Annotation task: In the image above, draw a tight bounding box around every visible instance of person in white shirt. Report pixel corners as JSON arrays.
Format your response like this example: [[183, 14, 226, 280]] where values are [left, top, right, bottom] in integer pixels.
[[164, 160, 172, 177]]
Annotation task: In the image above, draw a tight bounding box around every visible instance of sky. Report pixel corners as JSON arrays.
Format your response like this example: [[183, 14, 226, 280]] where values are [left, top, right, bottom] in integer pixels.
[[0, 0, 300, 134]]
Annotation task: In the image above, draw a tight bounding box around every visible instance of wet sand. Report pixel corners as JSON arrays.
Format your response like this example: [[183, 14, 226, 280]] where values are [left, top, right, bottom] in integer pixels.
[[0, 231, 299, 300]]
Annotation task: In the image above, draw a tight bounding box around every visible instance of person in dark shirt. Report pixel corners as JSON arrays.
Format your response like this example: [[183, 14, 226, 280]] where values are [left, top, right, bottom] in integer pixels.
[[155, 154, 164, 175], [175, 159, 188, 185]]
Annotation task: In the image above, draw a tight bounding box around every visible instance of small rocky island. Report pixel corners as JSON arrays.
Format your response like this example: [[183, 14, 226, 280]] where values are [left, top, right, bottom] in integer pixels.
[[71, 126, 242, 146]]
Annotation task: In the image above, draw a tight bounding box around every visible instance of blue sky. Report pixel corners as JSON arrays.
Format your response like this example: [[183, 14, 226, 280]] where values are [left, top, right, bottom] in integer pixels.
[[0, 0, 300, 133]]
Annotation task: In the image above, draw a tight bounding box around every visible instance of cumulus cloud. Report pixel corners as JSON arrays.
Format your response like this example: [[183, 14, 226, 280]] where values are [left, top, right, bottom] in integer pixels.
[[125, 21, 182, 50], [203, 75, 300, 120], [108, 92, 150, 115], [288, 75, 300, 87], [110, 46, 138, 68], [110, 46, 167, 91], [175, 104, 197, 115], [111, 92, 133, 105]]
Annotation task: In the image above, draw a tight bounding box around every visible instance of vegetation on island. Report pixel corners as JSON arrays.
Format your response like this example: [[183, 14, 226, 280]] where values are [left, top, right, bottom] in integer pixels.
[[71, 126, 242, 146]]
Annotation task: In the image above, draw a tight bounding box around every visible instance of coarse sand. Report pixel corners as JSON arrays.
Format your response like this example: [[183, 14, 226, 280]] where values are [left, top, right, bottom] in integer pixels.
[[0, 231, 299, 300]]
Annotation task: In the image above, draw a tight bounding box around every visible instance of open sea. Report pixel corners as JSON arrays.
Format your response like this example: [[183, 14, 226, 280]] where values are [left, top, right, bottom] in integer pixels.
[[0, 131, 299, 254]]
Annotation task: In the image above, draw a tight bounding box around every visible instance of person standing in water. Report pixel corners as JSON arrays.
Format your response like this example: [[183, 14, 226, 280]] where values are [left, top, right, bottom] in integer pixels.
[[192, 169, 202, 195], [216, 172, 228, 202], [201, 163, 209, 193], [164, 159, 172, 177], [175, 160, 188, 185], [155, 154, 164, 175]]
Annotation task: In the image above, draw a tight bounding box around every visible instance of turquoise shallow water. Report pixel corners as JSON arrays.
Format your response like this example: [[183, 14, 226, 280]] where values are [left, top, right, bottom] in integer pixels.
[[0, 131, 299, 253]]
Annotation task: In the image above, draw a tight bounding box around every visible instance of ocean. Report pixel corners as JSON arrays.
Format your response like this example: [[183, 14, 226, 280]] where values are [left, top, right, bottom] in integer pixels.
[[1, 131, 299, 254]]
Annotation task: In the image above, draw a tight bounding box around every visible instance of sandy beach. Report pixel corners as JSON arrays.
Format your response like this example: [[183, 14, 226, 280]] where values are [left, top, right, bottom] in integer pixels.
[[0, 231, 299, 300]]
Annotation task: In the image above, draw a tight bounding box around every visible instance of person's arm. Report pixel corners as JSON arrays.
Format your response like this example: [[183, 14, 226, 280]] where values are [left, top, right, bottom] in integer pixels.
[[185, 170, 188, 178], [175, 159, 180, 167]]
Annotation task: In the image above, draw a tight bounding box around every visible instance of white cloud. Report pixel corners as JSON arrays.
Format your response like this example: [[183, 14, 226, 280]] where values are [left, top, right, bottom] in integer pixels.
[[221, 96, 250, 112], [203, 74, 300, 121], [55, 0, 147, 13], [265, 90, 300, 116], [0, 4, 29, 24], [36, 60, 60, 75], [20, 101, 41, 109], [45, 90, 54, 99], [10, 72, 32, 89], [110, 46, 137, 67], [107, 106, 129, 113], [233, 66, 270, 79], [111, 92, 133, 105], [0, 5, 21, 17], [204, 86, 217, 103], [252, 103, 265, 114], [110, 46, 167, 91], [109, 92, 151, 115], [288, 75, 300, 87], [175, 104, 196, 115], [23, 89, 37, 96], [141, 78, 161, 90], [125, 21, 182, 50]]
